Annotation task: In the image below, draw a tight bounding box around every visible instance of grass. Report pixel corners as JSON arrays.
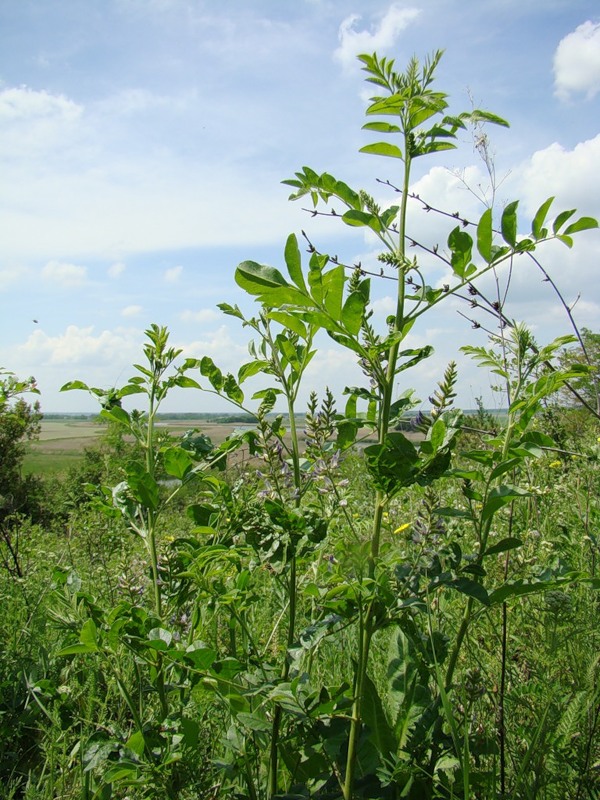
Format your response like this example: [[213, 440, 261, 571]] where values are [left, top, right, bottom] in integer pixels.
[[23, 419, 245, 476]]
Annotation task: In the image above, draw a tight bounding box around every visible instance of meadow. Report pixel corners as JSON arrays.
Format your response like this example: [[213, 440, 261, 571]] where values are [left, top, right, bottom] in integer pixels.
[[23, 419, 248, 475], [2, 50, 600, 800]]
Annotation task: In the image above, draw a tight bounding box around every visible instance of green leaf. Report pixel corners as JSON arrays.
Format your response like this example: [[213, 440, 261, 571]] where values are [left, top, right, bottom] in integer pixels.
[[448, 227, 473, 278], [163, 447, 194, 480], [364, 432, 419, 495], [185, 642, 217, 670], [489, 457, 521, 482], [563, 216, 599, 235], [126, 464, 159, 511], [120, 383, 145, 397], [125, 731, 145, 757], [187, 503, 218, 526], [235, 260, 288, 294], [237, 359, 270, 384], [103, 762, 139, 783], [359, 142, 404, 159], [483, 537, 523, 557], [268, 310, 308, 338], [481, 484, 531, 521], [477, 207, 493, 261], [60, 380, 90, 392], [100, 407, 131, 427], [362, 670, 397, 759], [80, 618, 98, 650], [57, 642, 97, 656], [531, 196, 554, 239], [416, 141, 456, 156], [488, 575, 577, 605], [200, 356, 223, 391], [501, 200, 519, 246], [552, 208, 576, 234], [173, 375, 202, 390], [223, 374, 244, 404], [217, 302, 244, 320], [448, 578, 489, 606], [435, 506, 475, 520], [342, 209, 383, 233], [147, 627, 173, 650], [362, 121, 401, 133], [556, 234, 574, 248], [341, 291, 367, 335], [322, 265, 345, 319], [467, 109, 510, 128], [237, 712, 273, 733], [284, 233, 307, 291]]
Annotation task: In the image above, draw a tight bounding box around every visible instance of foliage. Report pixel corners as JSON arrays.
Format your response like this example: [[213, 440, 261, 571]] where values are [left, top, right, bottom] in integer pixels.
[[1, 49, 600, 800], [558, 327, 600, 413]]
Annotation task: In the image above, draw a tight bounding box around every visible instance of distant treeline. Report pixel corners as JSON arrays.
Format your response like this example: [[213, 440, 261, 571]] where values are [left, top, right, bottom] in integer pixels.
[[42, 412, 257, 423], [43, 409, 508, 425]]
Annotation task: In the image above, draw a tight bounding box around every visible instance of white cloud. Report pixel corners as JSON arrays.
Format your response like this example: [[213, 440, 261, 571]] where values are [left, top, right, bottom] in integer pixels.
[[184, 325, 248, 373], [164, 265, 183, 283], [370, 295, 396, 316], [17, 325, 140, 367], [554, 21, 600, 101], [94, 88, 191, 116], [42, 260, 87, 287], [180, 308, 221, 323], [515, 134, 600, 218], [0, 85, 81, 123], [108, 262, 126, 278], [121, 304, 143, 317], [0, 265, 30, 291], [334, 4, 420, 71], [0, 86, 83, 157]]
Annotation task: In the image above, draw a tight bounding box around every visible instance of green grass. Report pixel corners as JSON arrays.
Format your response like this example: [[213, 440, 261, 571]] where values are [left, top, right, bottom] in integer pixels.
[[23, 450, 86, 476]]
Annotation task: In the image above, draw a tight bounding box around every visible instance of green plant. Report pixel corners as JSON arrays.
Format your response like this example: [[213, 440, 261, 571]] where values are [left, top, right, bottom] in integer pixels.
[[23, 49, 599, 800], [226, 51, 597, 799]]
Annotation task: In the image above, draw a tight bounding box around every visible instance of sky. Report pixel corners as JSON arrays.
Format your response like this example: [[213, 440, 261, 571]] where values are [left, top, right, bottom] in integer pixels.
[[1, 0, 599, 415]]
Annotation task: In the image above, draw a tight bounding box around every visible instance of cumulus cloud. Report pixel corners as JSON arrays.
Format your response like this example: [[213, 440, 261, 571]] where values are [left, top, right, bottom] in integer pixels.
[[370, 295, 396, 316], [121, 304, 143, 317], [42, 260, 87, 287], [554, 21, 600, 101], [0, 85, 81, 123], [108, 261, 126, 278], [0, 86, 83, 157], [180, 308, 221, 323], [515, 134, 600, 218], [334, 4, 420, 71], [17, 325, 140, 366], [164, 265, 183, 283]]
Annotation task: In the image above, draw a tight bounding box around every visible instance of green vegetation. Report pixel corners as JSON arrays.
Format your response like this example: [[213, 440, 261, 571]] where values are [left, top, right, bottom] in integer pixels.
[[2, 50, 600, 800]]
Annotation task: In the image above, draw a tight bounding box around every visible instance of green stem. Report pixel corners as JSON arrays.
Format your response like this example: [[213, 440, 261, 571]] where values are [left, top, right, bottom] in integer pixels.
[[268, 358, 302, 797], [343, 148, 412, 800]]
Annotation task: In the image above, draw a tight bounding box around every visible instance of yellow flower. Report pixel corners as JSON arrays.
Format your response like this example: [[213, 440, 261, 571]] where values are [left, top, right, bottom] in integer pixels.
[[548, 460, 562, 469], [394, 523, 411, 534]]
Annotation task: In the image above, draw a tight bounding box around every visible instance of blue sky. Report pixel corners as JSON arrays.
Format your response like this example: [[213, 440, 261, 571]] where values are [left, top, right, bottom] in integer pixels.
[[1, 0, 599, 413]]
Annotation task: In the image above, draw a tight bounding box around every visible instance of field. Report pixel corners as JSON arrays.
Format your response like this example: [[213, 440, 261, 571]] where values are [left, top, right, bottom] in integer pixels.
[[23, 419, 243, 475], [24, 417, 413, 476]]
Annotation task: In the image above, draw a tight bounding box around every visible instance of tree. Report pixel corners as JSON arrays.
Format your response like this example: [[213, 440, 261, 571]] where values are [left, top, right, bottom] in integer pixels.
[[0, 370, 43, 577], [558, 328, 600, 415]]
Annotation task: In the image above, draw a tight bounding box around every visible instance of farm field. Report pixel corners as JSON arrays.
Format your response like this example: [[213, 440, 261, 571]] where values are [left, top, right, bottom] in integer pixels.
[[23, 418, 244, 475], [24, 417, 416, 476]]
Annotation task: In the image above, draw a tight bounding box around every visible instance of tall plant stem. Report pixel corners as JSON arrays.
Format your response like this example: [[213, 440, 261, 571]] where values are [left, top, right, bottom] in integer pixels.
[[343, 149, 412, 800], [268, 375, 302, 798], [144, 388, 169, 720]]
